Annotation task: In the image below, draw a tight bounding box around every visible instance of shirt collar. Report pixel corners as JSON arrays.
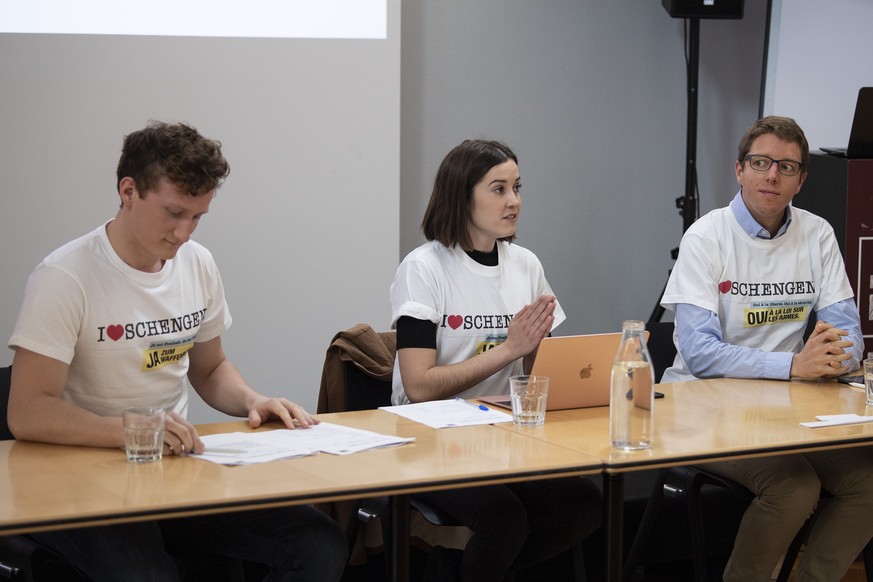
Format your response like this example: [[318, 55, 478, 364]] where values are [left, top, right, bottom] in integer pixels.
[[729, 190, 792, 240]]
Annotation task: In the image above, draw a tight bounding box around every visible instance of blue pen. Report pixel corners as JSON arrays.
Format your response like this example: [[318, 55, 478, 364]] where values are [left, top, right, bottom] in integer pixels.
[[454, 396, 489, 411]]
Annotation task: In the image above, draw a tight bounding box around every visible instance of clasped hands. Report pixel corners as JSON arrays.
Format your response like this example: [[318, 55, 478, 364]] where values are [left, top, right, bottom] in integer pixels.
[[791, 321, 855, 379]]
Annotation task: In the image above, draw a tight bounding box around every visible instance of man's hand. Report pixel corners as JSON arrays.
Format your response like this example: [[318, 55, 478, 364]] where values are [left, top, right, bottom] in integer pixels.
[[247, 397, 319, 430], [790, 321, 854, 379], [162, 411, 205, 455]]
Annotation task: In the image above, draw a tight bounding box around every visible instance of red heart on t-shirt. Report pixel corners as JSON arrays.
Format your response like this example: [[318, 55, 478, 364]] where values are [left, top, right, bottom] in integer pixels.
[[107, 325, 124, 341], [718, 281, 732, 294], [447, 315, 462, 330]]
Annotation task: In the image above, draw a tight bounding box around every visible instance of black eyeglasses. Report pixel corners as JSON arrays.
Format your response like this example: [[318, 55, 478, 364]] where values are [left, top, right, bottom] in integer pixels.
[[743, 154, 803, 177]]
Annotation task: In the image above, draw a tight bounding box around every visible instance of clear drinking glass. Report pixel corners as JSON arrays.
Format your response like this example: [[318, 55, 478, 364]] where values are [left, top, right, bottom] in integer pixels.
[[509, 375, 549, 426], [123, 406, 165, 463]]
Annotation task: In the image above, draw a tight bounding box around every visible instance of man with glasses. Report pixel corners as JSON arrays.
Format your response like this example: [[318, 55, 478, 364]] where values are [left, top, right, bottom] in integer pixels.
[[659, 116, 873, 581]]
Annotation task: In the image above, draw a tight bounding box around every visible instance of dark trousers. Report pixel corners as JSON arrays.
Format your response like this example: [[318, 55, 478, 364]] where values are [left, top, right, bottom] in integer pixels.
[[414, 476, 602, 582], [32, 505, 348, 582]]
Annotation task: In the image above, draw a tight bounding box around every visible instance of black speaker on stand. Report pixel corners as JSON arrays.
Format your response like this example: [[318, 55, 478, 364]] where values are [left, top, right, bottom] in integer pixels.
[[649, 0, 744, 323], [662, 0, 744, 20]]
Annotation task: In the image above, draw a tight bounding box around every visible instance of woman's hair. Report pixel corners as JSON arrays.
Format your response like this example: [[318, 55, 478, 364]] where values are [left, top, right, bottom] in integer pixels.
[[116, 121, 230, 197], [737, 115, 809, 170], [421, 139, 518, 249]]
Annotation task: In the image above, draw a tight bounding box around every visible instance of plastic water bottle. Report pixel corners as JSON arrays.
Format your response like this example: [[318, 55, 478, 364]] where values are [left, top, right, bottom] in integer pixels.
[[610, 320, 655, 450]]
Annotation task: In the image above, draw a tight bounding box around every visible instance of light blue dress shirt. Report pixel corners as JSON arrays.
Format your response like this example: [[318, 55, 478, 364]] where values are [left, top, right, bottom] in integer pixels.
[[673, 192, 863, 380]]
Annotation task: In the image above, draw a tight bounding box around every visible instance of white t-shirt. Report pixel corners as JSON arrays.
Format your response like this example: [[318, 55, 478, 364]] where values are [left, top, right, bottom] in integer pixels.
[[389, 240, 565, 404], [8, 222, 232, 417], [660, 204, 853, 382]]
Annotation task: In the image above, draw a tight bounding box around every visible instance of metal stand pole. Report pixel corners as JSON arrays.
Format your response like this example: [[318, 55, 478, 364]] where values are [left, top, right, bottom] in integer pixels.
[[650, 17, 699, 323]]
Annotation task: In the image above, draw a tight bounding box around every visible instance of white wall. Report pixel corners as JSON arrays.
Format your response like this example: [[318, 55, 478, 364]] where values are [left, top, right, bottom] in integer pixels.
[[765, 0, 873, 149], [0, 1, 400, 423], [401, 1, 767, 335], [10, 0, 860, 423]]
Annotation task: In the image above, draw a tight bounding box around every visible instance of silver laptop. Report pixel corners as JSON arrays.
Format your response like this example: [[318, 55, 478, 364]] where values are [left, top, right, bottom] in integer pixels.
[[479, 332, 623, 411]]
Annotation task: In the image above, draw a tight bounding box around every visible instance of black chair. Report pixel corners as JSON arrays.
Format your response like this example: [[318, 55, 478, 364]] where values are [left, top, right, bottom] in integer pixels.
[[644, 320, 677, 383], [0, 365, 254, 582], [623, 465, 750, 581], [341, 362, 466, 571], [321, 325, 587, 581], [626, 465, 873, 582], [624, 324, 748, 579], [628, 325, 779, 580], [629, 324, 873, 582], [0, 365, 89, 581], [318, 327, 468, 578], [0, 366, 13, 441]]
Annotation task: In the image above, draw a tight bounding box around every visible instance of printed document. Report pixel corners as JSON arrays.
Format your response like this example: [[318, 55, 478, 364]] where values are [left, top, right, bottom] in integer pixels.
[[380, 399, 513, 429], [195, 422, 415, 465]]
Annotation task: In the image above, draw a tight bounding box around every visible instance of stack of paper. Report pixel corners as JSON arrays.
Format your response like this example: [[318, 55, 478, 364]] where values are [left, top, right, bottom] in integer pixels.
[[800, 414, 873, 428], [380, 398, 513, 429], [196, 422, 415, 465]]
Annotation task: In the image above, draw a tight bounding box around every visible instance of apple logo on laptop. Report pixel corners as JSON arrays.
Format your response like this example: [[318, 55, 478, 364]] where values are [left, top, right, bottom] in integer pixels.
[[579, 364, 593, 379]]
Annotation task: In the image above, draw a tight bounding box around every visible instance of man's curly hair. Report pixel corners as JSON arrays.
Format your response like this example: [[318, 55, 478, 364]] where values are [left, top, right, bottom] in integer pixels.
[[116, 121, 230, 197]]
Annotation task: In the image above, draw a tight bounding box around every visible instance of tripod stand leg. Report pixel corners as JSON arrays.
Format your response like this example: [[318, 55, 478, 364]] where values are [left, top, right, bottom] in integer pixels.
[[649, 275, 670, 323]]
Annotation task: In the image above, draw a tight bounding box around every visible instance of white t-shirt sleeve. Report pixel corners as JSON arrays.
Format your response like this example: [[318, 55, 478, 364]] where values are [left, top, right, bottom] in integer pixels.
[[191, 247, 232, 342], [661, 219, 721, 314], [9, 263, 84, 364], [390, 254, 443, 326], [813, 221, 855, 311]]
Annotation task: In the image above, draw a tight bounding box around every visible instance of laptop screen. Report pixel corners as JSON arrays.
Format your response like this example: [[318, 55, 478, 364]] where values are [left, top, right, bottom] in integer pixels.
[[847, 87, 873, 158]]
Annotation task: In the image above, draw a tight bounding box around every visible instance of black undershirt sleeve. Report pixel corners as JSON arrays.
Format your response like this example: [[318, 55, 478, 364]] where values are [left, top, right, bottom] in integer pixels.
[[396, 316, 438, 350], [395, 246, 496, 351]]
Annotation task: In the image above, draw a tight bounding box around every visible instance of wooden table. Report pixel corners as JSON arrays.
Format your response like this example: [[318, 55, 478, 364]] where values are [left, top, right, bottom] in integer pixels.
[[7, 379, 868, 581], [491, 377, 873, 581], [0, 408, 602, 581]]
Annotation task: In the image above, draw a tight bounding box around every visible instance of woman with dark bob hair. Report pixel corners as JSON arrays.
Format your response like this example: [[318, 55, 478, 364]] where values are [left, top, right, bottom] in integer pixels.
[[389, 139, 602, 581]]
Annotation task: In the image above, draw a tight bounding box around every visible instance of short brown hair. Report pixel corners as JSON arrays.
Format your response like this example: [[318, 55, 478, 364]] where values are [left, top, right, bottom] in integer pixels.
[[116, 121, 230, 197], [737, 115, 809, 170], [421, 139, 518, 249]]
